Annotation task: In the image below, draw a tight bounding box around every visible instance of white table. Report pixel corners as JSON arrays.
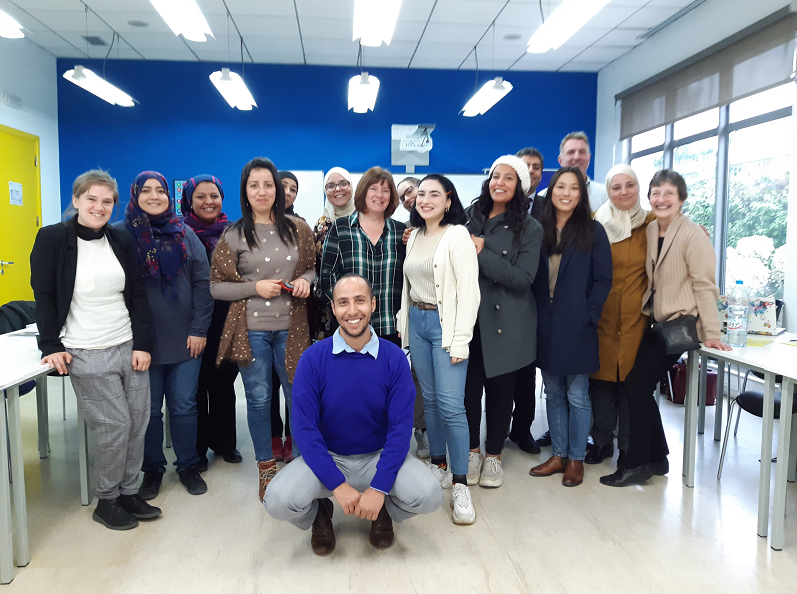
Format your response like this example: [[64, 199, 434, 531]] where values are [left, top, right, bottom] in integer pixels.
[[684, 332, 797, 551], [0, 329, 52, 585]]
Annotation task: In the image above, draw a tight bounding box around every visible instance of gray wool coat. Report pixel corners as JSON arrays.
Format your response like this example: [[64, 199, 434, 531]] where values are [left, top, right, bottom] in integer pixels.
[[466, 206, 543, 378]]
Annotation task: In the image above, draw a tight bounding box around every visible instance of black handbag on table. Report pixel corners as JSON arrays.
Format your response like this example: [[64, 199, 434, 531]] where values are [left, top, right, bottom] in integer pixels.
[[652, 315, 700, 355]]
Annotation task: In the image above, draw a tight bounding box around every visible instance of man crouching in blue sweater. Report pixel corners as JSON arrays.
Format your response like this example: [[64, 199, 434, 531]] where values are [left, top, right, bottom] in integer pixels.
[[264, 274, 442, 555]]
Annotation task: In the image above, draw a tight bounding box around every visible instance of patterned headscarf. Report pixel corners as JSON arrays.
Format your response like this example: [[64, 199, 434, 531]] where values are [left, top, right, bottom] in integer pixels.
[[125, 171, 187, 288], [181, 174, 228, 258]]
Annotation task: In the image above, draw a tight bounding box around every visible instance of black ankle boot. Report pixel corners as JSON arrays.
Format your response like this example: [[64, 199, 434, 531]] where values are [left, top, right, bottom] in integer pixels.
[[585, 444, 614, 464], [92, 498, 138, 531], [599, 465, 653, 487], [138, 471, 163, 501], [118, 494, 162, 519]]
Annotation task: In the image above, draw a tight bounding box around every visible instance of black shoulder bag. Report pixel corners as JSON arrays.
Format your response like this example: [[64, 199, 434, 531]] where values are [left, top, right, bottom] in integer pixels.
[[652, 315, 700, 355]]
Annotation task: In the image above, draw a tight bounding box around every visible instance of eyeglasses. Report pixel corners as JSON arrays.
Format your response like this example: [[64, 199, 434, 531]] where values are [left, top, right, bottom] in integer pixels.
[[401, 185, 419, 200], [325, 180, 351, 192]]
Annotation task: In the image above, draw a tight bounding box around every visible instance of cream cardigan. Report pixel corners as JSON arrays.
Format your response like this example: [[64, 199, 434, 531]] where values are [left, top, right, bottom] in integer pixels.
[[641, 211, 721, 342], [397, 224, 480, 360]]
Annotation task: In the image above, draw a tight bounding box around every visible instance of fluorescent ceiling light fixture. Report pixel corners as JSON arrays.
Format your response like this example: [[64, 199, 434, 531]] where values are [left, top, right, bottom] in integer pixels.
[[62, 66, 135, 107], [348, 72, 380, 113], [0, 9, 24, 38], [353, 0, 402, 47], [461, 77, 513, 117], [527, 0, 611, 53], [150, 0, 213, 42], [210, 68, 257, 110]]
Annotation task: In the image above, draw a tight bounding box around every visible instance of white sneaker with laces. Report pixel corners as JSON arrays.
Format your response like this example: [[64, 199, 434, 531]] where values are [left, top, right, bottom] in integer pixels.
[[451, 483, 476, 525], [414, 428, 430, 459], [466, 452, 483, 486], [479, 456, 503, 488], [425, 461, 452, 489]]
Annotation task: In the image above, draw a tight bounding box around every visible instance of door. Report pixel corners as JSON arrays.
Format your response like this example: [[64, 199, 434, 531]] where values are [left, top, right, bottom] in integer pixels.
[[0, 125, 41, 303]]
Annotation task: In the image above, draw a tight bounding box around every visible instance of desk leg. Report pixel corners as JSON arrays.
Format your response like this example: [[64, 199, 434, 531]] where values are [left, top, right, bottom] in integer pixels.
[[6, 387, 30, 567], [682, 351, 699, 488], [771, 378, 794, 550], [36, 377, 49, 459], [758, 372, 776, 537], [77, 407, 90, 506], [0, 391, 16, 584], [698, 354, 707, 434], [714, 362, 725, 441], [788, 412, 797, 483]]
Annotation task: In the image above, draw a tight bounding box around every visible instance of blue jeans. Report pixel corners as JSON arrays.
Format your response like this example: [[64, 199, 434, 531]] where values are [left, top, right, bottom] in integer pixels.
[[238, 330, 297, 462], [143, 357, 202, 473], [540, 372, 591, 461], [408, 307, 470, 476]]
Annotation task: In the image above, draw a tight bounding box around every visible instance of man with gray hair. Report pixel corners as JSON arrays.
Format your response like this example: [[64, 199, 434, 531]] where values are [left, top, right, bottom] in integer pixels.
[[539, 131, 608, 213]]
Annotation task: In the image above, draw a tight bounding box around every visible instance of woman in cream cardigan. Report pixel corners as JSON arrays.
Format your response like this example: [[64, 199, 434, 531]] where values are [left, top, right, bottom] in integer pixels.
[[601, 169, 730, 487], [397, 174, 480, 525]]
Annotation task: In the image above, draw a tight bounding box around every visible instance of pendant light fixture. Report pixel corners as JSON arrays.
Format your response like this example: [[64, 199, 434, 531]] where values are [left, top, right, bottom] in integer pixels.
[[210, 68, 257, 110], [527, 0, 611, 53], [353, 0, 403, 47], [0, 9, 24, 38], [150, 0, 213, 42], [461, 77, 513, 117], [62, 66, 135, 107], [348, 72, 380, 113]]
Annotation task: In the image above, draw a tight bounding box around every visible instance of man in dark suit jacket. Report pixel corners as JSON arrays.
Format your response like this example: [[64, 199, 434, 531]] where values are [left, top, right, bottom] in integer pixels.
[[508, 147, 545, 454]]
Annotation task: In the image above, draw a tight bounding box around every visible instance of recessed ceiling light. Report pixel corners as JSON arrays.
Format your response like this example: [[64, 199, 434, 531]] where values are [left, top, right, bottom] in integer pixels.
[[128, 20, 149, 27], [504, 33, 522, 40]]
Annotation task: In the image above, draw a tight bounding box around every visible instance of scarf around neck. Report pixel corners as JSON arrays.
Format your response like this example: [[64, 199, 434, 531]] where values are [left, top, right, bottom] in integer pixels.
[[184, 211, 228, 258]]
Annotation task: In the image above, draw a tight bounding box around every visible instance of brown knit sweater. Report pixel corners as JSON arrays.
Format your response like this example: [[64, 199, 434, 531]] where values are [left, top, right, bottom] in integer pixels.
[[210, 216, 315, 381]]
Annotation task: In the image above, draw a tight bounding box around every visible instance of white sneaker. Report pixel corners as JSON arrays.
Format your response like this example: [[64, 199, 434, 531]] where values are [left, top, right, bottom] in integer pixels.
[[451, 483, 476, 525], [479, 456, 504, 488], [414, 428, 430, 459], [466, 452, 483, 486], [425, 461, 452, 489]]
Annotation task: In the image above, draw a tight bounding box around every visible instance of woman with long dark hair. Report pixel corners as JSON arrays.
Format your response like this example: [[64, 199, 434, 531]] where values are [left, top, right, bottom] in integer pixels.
[[464, 156, 542, 489], [396, 174, 480, 524], [210, 157, 316, 501], [529, 167, 612, 487]]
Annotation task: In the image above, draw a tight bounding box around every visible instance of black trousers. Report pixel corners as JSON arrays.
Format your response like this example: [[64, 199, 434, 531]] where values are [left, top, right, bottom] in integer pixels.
[[464, 323, 519, 455], [589, 378, 629, 450], [270, 368, 291, 438], [623, 328, 679, 469], [510, 362, 537, 439], [196, 350, 239, 457]]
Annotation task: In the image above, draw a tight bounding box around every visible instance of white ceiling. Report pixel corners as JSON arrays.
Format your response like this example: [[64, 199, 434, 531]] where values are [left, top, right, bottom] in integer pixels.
[[1, 0, 700, 72]]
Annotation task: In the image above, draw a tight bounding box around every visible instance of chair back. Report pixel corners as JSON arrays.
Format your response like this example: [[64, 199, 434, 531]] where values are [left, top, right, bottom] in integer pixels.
[[0, 300, 37, 335]]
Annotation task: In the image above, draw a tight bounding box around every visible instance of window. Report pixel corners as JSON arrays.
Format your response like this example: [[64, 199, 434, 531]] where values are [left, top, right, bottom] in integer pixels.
[[730, 83, 795, 123], [673, 137, 718, 240], [674, 108, 719, 140], [631, 152, 663, 210], [631, 127, 665, 153], [725, 118, 791, 298]]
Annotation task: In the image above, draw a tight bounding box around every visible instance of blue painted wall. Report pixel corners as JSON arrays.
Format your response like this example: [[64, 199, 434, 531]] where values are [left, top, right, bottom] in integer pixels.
[[56, 58, 597, 221]]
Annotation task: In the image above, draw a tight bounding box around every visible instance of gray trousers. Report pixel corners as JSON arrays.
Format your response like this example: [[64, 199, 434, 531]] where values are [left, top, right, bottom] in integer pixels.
[[67, 340, 150, 499], [264, 451, 442, 530]]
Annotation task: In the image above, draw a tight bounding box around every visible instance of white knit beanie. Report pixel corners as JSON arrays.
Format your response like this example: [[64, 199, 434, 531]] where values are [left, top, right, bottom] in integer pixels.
[[489, 155, 531, 195]]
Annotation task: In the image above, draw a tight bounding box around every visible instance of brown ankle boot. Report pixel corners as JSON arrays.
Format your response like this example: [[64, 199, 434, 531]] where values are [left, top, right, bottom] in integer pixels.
[[311, 498, 335, 556], [529, 455, 567, 477], [369, 505, 394, 550], [562, 459, 584, 487], [258, 460, 278, 501]]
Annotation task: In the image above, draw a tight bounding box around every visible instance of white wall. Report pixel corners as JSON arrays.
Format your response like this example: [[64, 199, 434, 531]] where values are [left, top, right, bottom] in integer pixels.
[[594, 0, 794, 179], [0, 37, 60, 226]]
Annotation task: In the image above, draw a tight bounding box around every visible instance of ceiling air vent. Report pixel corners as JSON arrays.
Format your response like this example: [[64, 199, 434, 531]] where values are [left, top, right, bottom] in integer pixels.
[[81, 35, 108, 46], [637, 0, 710, 41]]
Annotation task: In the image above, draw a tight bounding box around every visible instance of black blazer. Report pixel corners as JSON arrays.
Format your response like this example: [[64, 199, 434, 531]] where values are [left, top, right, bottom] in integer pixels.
[[533, 221, 612, 376], [529, 192, 546, 221], [29, 216, 152, 358]]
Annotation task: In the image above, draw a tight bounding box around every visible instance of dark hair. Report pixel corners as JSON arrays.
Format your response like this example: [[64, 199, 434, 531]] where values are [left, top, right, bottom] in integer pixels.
[[409, 174, 467, 229], [353, 166, 400, 217], [516, 147, 544, 169], [469, 167, 528, 245], [233, 157, 297, 250], [649, 169, 688, 202], [333, 273, 374, 300], [540, 167, 594, 254]]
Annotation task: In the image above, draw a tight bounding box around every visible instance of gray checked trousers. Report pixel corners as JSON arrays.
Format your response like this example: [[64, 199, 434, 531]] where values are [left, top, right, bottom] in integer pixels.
[[67, 340, 150, 500], [264, 451, 442, 530]]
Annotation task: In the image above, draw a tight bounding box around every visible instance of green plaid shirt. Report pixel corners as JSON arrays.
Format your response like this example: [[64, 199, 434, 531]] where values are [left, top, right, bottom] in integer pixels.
[[320, 213, 406, 336]]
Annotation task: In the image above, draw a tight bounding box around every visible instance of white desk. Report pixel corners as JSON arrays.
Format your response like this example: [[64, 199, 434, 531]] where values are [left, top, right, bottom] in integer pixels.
[[684, 332, 797, 551], [0, 329, 52, 585]]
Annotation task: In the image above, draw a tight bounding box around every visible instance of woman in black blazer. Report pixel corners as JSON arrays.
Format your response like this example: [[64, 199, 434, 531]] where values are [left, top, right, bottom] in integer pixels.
[[30, 169, 157, 530], [529, 167, 612, 487]]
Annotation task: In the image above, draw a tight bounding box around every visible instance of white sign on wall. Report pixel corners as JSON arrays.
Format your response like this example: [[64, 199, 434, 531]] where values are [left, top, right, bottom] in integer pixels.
[[9, 181, 22, 206]]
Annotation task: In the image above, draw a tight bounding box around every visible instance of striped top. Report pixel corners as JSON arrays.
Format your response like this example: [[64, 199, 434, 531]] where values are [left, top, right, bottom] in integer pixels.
[[404, 228, 444, 305]]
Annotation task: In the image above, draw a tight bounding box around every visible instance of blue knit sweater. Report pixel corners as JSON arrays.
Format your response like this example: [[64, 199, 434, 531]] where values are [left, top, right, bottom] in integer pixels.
[[291, 336, 415, 493]]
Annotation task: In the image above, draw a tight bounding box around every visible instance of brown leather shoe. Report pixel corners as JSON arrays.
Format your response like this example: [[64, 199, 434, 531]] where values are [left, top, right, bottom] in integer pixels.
[[311, 498, 336, 556], [529, 455, 567, 477], [258, 460, 278, 501], [562, 459, 584, 487], [369, 505, 394, 550]]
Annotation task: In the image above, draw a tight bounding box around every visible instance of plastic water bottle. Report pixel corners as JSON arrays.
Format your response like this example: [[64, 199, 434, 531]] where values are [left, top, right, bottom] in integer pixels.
[[727, 280, 749, 348]]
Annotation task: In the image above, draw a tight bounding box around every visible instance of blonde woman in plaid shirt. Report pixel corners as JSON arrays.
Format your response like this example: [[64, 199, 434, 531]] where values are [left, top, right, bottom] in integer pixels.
[[320, 167, 407, 345]]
